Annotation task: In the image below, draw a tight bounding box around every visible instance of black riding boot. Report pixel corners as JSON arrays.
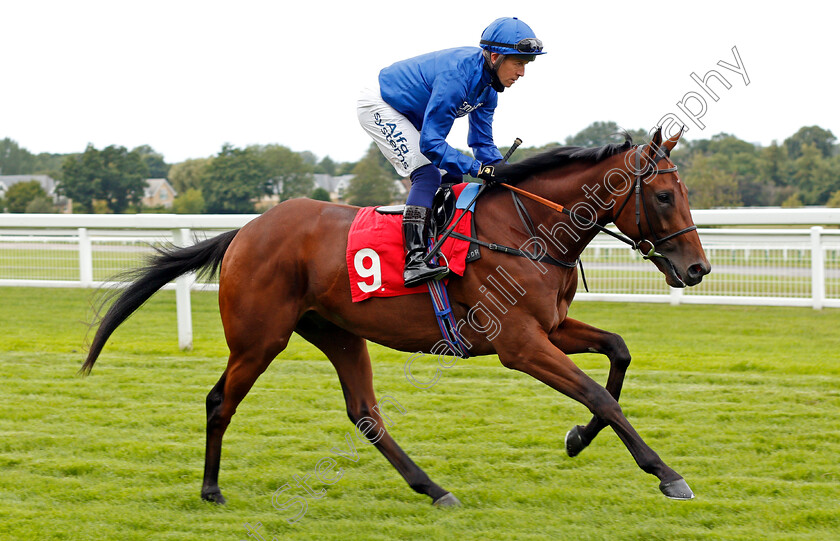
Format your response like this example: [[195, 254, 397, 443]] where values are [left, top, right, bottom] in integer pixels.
[[402, 205, 449, 288]]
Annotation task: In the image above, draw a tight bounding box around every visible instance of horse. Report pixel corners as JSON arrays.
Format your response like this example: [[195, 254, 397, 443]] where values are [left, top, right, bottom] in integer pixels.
[[81, 126, 710, 507]]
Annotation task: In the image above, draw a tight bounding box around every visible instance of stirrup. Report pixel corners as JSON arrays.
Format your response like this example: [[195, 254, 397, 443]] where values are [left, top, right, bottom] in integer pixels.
[[404, 264, 448, 288]]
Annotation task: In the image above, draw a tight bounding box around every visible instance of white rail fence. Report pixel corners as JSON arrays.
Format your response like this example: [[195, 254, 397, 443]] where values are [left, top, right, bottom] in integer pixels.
[[1, 209, 839, 350]]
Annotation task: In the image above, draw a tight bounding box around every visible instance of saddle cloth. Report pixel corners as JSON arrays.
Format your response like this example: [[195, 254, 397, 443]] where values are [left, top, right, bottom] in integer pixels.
[[346, 183, 479, 302]]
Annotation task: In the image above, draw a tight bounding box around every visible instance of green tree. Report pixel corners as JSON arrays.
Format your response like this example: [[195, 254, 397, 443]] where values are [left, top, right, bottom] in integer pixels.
[[336, 161, 358, 175], [784, 126, 837, 159], [565, 121, 647, 147], [781, 193, 804, 208], [826, 189, 840, 208], [60, 144, 148, 213], [758, 141, 790, 186], [310, 187, 331, 201], [685, 155, 742, 208], [172, 188, 206, 213], [32, 152, 68, 178], [299, 151, 318, 166], [315, 156, 337, 175], [256, 145, 314, 201], [169, 157, 211, 193], [677, 133, 772, 205], [25, 196, 56, 213], [5, 180, 48, 212], [345, 144, 395, 206], [792, 143, 834, 204], [202, 144, 268, 213], [133, 145, 170, 178], [0, 138, 36, 175]]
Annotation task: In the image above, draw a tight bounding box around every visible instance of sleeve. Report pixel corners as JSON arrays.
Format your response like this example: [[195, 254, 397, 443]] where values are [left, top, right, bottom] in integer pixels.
[[468, 92, 504, 166], [419, 70, 483, 177]]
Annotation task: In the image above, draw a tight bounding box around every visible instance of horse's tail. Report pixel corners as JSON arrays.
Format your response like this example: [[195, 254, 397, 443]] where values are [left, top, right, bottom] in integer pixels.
[[80, 228, 240, 376]]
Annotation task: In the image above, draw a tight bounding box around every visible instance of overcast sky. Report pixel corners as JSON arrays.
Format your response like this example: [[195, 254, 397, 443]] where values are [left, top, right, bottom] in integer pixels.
[[2, 0, 837, 165]]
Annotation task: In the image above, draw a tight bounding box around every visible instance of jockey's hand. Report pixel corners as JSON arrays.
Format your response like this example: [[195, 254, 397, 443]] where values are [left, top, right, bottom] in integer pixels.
[[477, 164, 500, 187]]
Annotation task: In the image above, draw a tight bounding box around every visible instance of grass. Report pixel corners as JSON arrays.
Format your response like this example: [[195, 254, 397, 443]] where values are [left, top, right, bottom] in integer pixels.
[[1, 287, 839, 540]]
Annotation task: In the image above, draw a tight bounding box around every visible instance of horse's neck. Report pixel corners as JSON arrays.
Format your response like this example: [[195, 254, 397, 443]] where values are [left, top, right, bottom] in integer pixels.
[[518, 158, 623, 261]]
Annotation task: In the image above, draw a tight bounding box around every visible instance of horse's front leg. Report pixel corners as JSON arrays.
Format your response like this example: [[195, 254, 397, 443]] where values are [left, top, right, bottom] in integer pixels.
[[496, 327, 693, 500], [548, 318, 631, 458]]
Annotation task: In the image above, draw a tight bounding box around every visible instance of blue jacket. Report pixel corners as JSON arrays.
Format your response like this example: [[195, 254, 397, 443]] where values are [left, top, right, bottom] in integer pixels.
[[379, 47, 504, 177]]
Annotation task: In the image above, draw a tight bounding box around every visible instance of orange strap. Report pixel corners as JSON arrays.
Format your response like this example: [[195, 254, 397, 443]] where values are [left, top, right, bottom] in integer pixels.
[[499, 182, 566, 214]]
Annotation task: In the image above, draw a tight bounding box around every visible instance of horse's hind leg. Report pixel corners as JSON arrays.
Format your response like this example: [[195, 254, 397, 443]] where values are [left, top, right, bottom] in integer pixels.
[[201, 306, 299, 504], [296, 314, 457, 507], [548, 318, 632, 457]]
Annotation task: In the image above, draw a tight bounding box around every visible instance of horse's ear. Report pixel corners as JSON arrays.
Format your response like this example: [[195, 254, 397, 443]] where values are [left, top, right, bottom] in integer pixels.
[[662, 124, 685, 153], [645, 126, 664, 160]]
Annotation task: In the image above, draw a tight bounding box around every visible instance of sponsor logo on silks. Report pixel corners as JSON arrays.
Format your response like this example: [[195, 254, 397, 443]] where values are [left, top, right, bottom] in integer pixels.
[[456, 101, 484, 117], [374, 112, 410, 171]]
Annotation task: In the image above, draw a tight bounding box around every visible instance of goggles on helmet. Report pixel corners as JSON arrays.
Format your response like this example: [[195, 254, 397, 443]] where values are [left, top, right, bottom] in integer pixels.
[[479, 37, 544, 54]]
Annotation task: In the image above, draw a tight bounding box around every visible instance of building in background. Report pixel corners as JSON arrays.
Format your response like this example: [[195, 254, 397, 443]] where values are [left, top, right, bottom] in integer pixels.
[[142, 178, 177, 209]]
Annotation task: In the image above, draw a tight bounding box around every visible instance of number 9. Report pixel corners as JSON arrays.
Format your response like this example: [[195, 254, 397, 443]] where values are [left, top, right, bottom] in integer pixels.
[[354, 248, 382, 293]]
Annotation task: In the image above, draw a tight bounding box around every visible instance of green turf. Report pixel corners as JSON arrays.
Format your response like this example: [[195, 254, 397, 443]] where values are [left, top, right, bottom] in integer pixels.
[[1, 287, 838, 540]]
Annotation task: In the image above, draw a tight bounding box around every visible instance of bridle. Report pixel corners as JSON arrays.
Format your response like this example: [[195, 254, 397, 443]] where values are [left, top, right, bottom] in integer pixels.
[[499, 143, 697, 262], [611, 144, 697, 259]]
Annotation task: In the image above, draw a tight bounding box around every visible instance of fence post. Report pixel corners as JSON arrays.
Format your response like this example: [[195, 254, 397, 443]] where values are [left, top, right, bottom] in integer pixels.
[[811, 226, 825, 310], [172, 228, 194, 350], [670, 286, 683, 306], [78, 227, 93, 286]]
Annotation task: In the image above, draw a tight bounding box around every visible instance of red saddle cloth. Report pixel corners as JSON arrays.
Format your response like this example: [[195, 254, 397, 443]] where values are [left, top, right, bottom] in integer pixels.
[[346, 184, 475, 302]]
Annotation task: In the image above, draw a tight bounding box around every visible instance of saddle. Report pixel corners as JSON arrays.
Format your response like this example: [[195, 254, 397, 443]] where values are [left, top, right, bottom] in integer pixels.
[[375, 184, 458, 237]]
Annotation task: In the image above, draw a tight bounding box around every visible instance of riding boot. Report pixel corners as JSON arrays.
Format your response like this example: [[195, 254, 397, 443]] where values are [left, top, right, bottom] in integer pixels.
[[402, 205, 449, 288]]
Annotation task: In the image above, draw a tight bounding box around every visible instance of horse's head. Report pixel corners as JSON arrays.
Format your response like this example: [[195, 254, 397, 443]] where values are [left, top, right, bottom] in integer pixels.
[[611, 127, 711, 287]]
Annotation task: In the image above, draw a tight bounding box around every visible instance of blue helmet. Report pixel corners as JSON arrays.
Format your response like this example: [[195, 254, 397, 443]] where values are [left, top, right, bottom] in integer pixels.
[[480, 17, 545, 57]]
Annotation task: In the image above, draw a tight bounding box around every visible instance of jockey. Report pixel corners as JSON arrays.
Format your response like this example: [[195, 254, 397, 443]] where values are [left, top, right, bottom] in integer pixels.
[[357, 16, 545, 288]]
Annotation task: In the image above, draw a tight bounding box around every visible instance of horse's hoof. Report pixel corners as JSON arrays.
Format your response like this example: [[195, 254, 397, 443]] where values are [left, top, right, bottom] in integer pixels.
[[201, 490, 227, 505], [659, 478, 694, 500], [565, 425, 587, 457], [432, 492, 461, 508]]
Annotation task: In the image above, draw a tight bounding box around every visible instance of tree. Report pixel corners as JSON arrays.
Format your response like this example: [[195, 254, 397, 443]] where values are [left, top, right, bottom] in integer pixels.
[[172, 188, 206, 213], [133, 145, 170, 178], [315, 156, 337, 176], [5, 180, 48, 212], [784, 126, 837, 159], [781, 193, 804, 208], [792, 143, 834, 204], [169, 157, 211, 193], [0, 138, 36, 175], [299, 151, 318, 166], [310, 187, 331, 201], [25, 197, 56, 213], [256, 145, 314, 201], [565, 121, 647, 147], [826, 190, 840, 208], [202, 144, 268, 213], [336, 161, 358, 175], [60, 144, 148, 213], [345, 144, 395, 206], [685, 155, 742, 208], [758, 141, 790, 186]]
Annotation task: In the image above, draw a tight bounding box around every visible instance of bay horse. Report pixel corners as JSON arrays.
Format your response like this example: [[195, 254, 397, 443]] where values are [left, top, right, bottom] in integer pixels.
[[81, 127, 710, 506]]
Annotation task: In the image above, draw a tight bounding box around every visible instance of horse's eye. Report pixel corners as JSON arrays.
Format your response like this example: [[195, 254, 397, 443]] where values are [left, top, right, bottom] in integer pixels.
[[656, 192, 671, 204]]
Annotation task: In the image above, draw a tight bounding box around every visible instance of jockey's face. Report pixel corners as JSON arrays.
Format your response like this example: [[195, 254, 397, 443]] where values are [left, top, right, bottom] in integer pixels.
[[491, 53, 531, 88]]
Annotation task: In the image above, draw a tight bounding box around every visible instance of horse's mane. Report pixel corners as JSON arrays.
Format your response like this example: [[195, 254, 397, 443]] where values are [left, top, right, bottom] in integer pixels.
[[502, 131, 635, 184]]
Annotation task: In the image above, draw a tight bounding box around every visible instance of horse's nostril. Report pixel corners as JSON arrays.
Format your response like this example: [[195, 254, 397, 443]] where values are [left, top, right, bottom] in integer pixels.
[[688, 263, 708, 278]]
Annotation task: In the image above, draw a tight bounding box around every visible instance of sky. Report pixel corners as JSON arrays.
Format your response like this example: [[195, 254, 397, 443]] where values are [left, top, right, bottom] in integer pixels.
[[2, 0, 838, 166]]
